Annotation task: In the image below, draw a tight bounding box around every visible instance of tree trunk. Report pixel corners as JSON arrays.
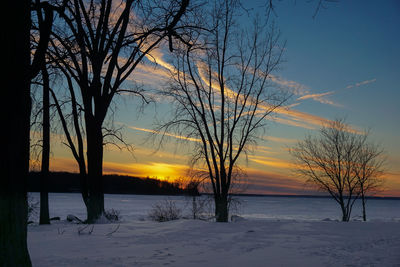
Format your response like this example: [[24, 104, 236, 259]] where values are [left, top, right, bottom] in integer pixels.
[[215, 195, 229, 222], [362, 193, 367, 221], [40, 67, 50, 225], [192, 195, 197, 219], [0, 0, 32, 265], [85, 117, 104, 223], [0, 193, 31, 266], [340, 202, 349, 222], [78, 166, 89, 208]]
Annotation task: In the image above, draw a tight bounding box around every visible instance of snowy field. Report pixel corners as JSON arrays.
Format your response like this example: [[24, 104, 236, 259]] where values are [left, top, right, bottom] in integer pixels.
[[28, 193, 400, 266]]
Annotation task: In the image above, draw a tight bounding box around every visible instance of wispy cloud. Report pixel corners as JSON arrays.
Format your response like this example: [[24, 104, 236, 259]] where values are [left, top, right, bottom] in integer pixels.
[[142, 48, 331, 131], [272, 105, 333, 129], [269, 74, 310, 95], [131, 45, 362, 132], [296, 91, 341, 107], [346, 78, 377, 89], [244, 168, 315, 195], [128, 125, 201, 143], [293, 78, 377, 107], [261, 135, 298, 144]]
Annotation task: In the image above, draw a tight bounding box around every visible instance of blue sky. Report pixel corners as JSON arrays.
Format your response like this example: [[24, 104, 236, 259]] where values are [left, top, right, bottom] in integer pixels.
[[48, 0, 400, 196]]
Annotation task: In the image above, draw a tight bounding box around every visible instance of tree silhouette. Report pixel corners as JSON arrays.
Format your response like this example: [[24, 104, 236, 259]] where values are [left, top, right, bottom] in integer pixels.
[[353, 136, 386, 221], [48, 0, 191, 222], [39, 66, 51, 225], [160, 0, 288, 222], [290, 119, 386, 222]]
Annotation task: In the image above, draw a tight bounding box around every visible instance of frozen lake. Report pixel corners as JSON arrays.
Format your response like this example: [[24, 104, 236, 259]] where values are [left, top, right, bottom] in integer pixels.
[[27, 193, 400, 266], [28, 192, 400, 222]]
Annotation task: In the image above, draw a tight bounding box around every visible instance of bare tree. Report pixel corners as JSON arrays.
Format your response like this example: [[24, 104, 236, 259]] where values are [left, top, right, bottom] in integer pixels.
[[30, 62, 72, 225], [48, 66, 134, 214], [31, 3, 58, 225], [39, 66, 51, 225], [160, 0, 288, 222], [48, 0, 192, 222], [289, 119, 383, 222], [30, 38, 55, 226], [353, 140, 386, 221]]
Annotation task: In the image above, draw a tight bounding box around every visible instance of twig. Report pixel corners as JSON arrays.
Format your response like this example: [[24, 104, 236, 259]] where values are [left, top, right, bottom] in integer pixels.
[[106, 224, 120, 237], [78, 224, 94, 235]]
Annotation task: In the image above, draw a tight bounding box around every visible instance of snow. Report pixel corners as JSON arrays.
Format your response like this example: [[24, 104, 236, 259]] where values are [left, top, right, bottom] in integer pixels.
[[28, 193, 400, 266]]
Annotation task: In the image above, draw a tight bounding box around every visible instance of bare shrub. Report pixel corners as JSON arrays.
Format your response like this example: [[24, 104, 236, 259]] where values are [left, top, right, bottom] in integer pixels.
[[104, 209, 121, 222], [183, 175, 210, 220], [228, 196, 243, 219], [28, 193, 39, 223], [148, 199, 182, 222], [187, 195, 213, 220]]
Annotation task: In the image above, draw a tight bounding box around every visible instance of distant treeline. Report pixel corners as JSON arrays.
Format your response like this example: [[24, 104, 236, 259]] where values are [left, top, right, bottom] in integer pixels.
[[28, 172, 189, 195]]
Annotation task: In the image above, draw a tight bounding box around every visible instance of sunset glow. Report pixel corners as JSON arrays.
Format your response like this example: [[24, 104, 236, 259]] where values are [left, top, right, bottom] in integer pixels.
[[35, 0, 400, 197]]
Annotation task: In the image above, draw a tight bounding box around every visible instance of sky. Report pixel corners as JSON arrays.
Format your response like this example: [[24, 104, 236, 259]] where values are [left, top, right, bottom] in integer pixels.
[[43, 0, 400, 196]]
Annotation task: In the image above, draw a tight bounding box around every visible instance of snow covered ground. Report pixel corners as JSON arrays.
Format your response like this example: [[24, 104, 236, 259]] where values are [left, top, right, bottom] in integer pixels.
[[28, 193, 400, 266]]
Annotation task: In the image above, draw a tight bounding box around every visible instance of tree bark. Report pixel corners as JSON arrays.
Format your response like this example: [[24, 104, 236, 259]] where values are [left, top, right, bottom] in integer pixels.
[[361, 193, 367, 221], [85, 116, 105, 223], [215, 195, 229, 222], [40, 67, 50, 225], [340, 202, 349, 222], [0, 0, 32, 265]]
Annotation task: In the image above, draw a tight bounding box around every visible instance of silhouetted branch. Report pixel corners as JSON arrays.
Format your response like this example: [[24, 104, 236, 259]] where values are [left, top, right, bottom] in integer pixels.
[[30, 1, 56, 79], [105, 224, 120, 237]]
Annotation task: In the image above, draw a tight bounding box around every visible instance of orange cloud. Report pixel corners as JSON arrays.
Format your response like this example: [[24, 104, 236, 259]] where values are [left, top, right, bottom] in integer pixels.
[[48, 157, 81, 173], [249, 155, 296, 170]]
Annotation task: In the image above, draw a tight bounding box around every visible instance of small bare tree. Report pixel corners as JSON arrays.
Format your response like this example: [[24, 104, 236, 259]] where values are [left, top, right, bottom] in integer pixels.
[[182, 172, 208, 220], [290, 119, 385, 222], [353, 140, 386, 221], [160, 0, 288, 222]]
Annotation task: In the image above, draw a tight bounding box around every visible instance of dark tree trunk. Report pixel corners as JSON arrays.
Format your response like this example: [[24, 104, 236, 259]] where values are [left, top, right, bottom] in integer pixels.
[[85, 117, 104, 223], [79, 166, 89, 208], [0, 0, 32, 265], [361, 193, 367, 221], [40, 67, 50, 225], [192, 195, 197, 219], [340, 202, 349, 222], [215, 195, 229, 222]]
